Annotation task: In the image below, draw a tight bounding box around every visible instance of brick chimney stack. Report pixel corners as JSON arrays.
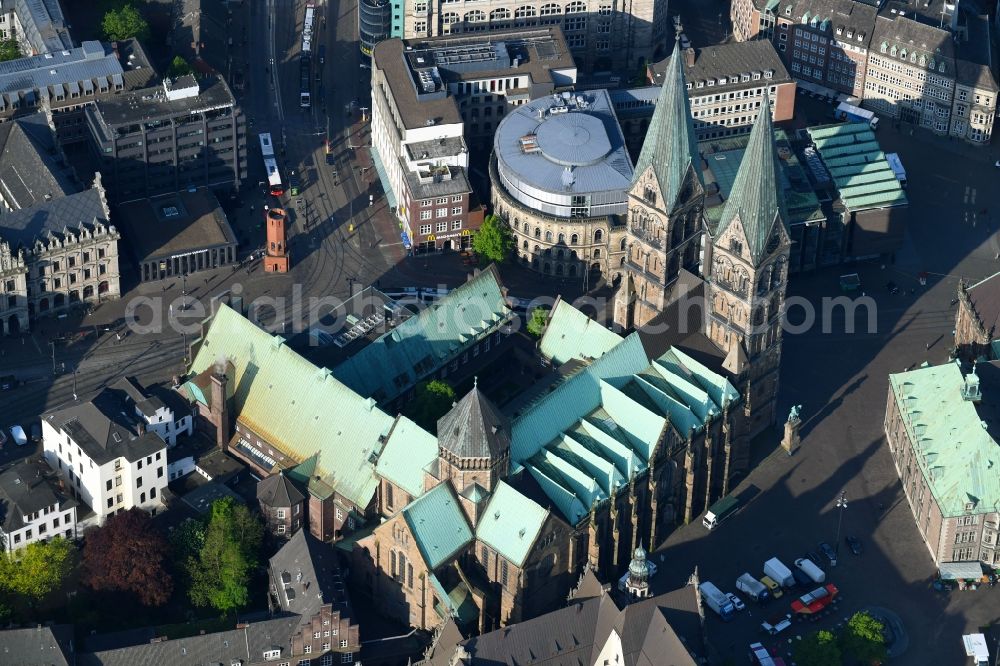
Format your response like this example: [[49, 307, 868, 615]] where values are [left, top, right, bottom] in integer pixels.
[[685, 47, 696, 68], [210, 370, 230, 449]]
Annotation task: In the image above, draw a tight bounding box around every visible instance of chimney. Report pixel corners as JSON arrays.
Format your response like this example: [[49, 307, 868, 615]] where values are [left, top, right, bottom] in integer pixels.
[[684, 47, 695, 68], [137, 422, 146, 435], [211, 370, 231, 449]]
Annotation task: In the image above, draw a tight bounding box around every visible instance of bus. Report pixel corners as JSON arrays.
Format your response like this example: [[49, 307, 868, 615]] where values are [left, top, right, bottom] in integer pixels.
[[259, 132, 284, 196], [300, 56, 311, 108]]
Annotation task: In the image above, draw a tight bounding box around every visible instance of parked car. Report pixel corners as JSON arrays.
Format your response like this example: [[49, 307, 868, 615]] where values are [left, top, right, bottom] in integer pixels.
[[846, 535, 863, 555], [0, 375, 16, 390], [9, 425, 27, 447], [29, 423, 41, 443], [761, 614, 793, 636], [727, 592, 746, 612], [819, 541, 838, 567], [791, 566, 813, 587], [759, 575, 783, 599]]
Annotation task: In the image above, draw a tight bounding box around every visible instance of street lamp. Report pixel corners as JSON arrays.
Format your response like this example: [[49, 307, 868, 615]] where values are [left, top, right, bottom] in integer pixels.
[[834, 490, 848, 560]]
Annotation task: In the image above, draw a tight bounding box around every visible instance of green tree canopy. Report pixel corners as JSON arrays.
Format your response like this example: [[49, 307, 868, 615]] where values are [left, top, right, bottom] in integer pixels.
[[0, 538, 74, 601], [526, 307, 549, 337], [0, 38, 20, 63], [82, 509, 173, 606], [841, 611, 887, 664], [102, 4, 150, 42], [406, 379, 456, 432], [471, 214, 514, 264], [794, 629, 842, 666], [186, 498, 263, 614], [167, 56, 193, 78]]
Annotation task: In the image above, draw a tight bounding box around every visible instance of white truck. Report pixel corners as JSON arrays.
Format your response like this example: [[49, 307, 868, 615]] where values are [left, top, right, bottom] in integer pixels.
[[836, 101, 879, 129], [736, 573, 771, 603], [885, 152, 907, 187], [795, 557, 826, 584], [698, 581, 736, 621], [763, 557, 795, 588]]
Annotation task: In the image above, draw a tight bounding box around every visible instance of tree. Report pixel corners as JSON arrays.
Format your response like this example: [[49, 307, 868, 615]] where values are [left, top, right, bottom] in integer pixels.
[[0, 538, 73, 601], [0, 38, 20, 63], [406, 380, 456, 432], [841, 611, 887, 664], [794, 629, 842, 666], [471, 214, 514, 264], [526, 307, 549, 337], [187, 498, 263, 614], [167, 56, 193, 78], [102, 4, 150, 42], [81, 509, 173, 606]]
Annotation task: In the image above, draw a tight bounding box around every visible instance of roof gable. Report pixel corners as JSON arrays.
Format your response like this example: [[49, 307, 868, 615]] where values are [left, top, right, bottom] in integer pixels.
[[375, 416, 439, 498], [540, 299, 624, 366], [476, 481, 550, 567], [437, 385, 510, 460], [402, 483, 473, 570]]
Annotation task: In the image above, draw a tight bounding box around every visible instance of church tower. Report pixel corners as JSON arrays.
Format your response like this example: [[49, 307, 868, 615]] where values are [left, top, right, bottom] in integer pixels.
[[613, 33, 705, 331], [704, 104, 791, 438]]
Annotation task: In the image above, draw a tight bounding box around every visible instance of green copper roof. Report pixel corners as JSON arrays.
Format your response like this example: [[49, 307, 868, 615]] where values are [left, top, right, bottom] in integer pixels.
[[333, 266, 511, 404], [187, 304, 394, 506], [375, 416, 438, 498], [888, 362, 1000, 517], [402, 482, 473, 570], [540, 299, 623, 366], [632, 40, 702, 210], [476, 481, 549, 568], [714, 104, 788, 266], [512, 333, 739, 524], [806, 123, 908, 213]]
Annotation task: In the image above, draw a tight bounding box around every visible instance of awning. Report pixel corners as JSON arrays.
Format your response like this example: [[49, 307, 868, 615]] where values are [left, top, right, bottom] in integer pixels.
[[401, 231, 411, 249], [369, 145, 398, 211], [939, 561, 985, 580]]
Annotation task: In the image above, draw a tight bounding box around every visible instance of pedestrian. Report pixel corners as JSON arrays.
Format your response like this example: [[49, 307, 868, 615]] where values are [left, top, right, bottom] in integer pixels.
[[926, 342, 930, 350]]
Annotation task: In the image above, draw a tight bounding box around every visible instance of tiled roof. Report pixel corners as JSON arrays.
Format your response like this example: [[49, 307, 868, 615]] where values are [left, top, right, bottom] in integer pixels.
[[0, 459, 68, 532], [540, 298, 623, 366], [402, 482, 473, 570], [257, 471, 305, 508], [759, 0, 876, 43], [888, 362, 1000, 517], [43, 390, 166, 466], [0, 186, 109, 251], [806, 123, 908, 212], [375, 415, 439, 498], [437, 385, 509, 461], [186, 303, 395, 506], [871, 14, 954, 63], [268, 530, 350, 624], [512, 320, 737, 524], [476, 481, 548, 567], [713, 102, 789, 265], [650, 40, 791, 92], [0, 624, 74, 665], [0, 115, 76, 210], [632, 39, 702, 211], [333, 266, 512, 404]]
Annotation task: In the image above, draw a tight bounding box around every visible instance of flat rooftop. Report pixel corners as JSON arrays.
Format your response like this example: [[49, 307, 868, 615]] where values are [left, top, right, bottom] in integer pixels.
[[92, 75, 236, 127], [115, 187, 237, 262]]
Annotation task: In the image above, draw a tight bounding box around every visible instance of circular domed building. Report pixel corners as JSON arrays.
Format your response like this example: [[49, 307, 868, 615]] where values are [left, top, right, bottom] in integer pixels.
[[490, 89, 633, 282]]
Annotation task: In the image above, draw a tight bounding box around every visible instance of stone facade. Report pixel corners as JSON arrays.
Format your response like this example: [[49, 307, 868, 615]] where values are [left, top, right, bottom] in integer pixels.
[[0, 242, 27, 334], [954, 278, 995, 361], [398, 0, 669, 73]]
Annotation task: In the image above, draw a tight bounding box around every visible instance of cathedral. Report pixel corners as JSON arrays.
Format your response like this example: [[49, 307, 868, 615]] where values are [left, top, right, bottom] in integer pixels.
[[614, 34, 791, 438]]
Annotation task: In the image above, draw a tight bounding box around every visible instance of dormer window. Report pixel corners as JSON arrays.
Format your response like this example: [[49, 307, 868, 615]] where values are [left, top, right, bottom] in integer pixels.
[[919, 55, 926, 66], [847, 29, 853, 38], [686, 82, 692, 89], [899, 49, 907, 60], [764, 70, 773, 79], [938, 62, 946, 73], [910, 52, 917, 63], [890, 45, 897, 57], [856, 32, 863, 42], [742, 73, 750, 82], [707, 79, 714, 87], [696, 81, 704, 88], [836, 27, 842, 35], [880, 41, 888, 53], [752, 72, 761, 80]]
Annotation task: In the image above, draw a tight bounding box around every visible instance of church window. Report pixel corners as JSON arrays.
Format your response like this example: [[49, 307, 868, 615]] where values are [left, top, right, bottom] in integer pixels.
[[407, 563, 413, 588], [643, 186, 656, 205], [390, 551, 397, 578], [482, 544, 489, 567], [729, 238, 743, 255], [501, 559, 509, 587], [398, 552, 407, 582], [385, 483, 394, 509]]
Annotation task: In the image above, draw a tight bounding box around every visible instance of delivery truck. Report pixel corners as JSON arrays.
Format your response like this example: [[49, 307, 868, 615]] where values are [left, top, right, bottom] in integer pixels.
[[795, 557, 826, 584], [836, 102, 879, 129], [885, 152, 907, 187], [763, 557, 795, 588], [737, 573, 771, 603], [702, 495, 739, 530], [699, 581, 736, 621]]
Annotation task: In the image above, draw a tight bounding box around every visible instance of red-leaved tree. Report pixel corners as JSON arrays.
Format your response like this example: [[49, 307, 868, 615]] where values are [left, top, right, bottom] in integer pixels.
[[82, 508, 173, 606]]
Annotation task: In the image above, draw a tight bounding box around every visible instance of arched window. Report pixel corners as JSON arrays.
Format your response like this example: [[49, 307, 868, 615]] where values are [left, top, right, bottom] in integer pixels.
[[620, 238, 627, 251], [565, 0, 585, 12], [390, 551, 397, 578], [570, 233, 579, 245], [593, 248, 601, 258], [594, 229, 603, 243], [465, 10, 486, 22], [544, 230, 553, 242], [442, 11, 459, 24], [522, 240, 528, 250], [570, 250, 578, 260], [544, 262, 551, 273], [534, 244, 540, 253], [558, 232, 565, 244], [490, 8, 511, 20], [515, 5, 536, 17], [534, 227, 541, 238], [540, 3, 561, 15]]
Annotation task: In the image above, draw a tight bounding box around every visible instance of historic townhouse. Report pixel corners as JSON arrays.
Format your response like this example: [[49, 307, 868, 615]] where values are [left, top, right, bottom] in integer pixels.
[[0, 459, 78, 552]]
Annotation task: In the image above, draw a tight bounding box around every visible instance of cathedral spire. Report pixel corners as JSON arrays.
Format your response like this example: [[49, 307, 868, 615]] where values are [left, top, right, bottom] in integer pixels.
[[714, 105, 788, 266], [631, 31, 702, 212]]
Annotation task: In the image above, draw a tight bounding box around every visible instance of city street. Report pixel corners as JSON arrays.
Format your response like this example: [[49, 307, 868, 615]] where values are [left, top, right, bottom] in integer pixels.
[[650, 117, 1000, 664]]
